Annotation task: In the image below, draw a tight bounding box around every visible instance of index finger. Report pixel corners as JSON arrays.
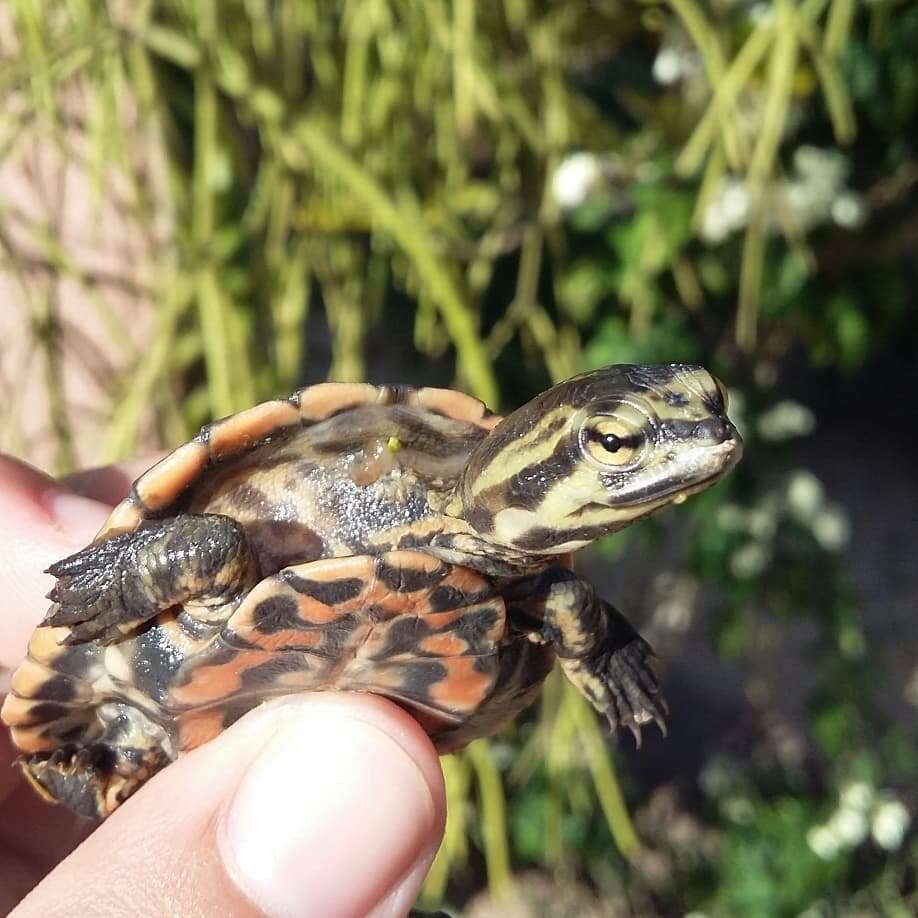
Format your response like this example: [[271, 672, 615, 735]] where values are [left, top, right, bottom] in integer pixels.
[[60, 452, 164, 506], [0, 455, 151, 673]]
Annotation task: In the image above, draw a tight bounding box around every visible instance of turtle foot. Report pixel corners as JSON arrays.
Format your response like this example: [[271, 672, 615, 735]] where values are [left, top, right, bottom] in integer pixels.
[[598, 638, 668, 746], [42, 514, 256, 645], [21, 742, 169, 819]]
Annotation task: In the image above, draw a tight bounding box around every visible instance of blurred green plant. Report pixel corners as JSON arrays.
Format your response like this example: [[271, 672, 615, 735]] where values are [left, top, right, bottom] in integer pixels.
[[1, 0, 916, 914]]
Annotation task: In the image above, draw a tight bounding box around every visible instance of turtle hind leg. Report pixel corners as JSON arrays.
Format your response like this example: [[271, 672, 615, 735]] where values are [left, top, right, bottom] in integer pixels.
[[44, 513, 259, 644], [3, 650, 174, 818], [17, 708, 172, 819]]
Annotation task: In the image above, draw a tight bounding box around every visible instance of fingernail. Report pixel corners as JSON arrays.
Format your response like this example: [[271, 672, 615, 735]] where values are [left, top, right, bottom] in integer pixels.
[[219, 702, 441, 918], [0, 456, 108, 543], [42, 489, 110, 536]]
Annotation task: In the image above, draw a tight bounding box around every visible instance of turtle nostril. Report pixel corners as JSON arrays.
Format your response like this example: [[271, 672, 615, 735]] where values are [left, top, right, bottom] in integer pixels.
[[695, 419, 729, 442], [711, 418, 729, 442]]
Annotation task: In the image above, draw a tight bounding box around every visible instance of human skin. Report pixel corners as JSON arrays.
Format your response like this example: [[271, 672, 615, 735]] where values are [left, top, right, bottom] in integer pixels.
[[0, 455, 446, 918]]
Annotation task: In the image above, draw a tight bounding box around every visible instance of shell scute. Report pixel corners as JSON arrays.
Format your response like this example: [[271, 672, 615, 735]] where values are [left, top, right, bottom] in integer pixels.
[[95, 382, 402, 542], [294, 382, 382, 420], [131, 441, 209, 512], [204, 400, 301, 461], [409, 386, 502, 430]]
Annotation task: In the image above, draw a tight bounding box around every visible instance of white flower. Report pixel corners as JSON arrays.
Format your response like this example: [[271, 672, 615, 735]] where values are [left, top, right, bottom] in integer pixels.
[[807, 824, 839, 860], [721, 182, 750, 224], [701, 178, 750, 243], [831, 807, 868, 847], [748, 3, 775, 27], [832, 192, 866, 229], [747, 507, 778, 540], [651, 572, 697, 632], [757, 400, 815, 441], [653, 48, 684, 85], [812, 507, 851, 551], [730, 542, 769, 579], [794, 145, 846, 185], [840, 781, 874, 812], [551, 153, 602, 210], [723, 796, 755, 824], [785, 471, 824, 518], [716, 503, 747, 532], [871, 800, 910, 851]]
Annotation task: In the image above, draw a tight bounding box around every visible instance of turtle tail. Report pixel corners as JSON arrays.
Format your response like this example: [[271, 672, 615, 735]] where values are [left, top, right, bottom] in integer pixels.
[[4, 683, 171, 819], [17, 742, 170, 820], [1, 629, 171, 819]]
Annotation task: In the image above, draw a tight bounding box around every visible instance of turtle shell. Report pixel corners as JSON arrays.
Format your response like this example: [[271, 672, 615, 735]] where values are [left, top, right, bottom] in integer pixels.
[[3, 367, 696, 818], [3, 381, 529, 808], [98, 382, 501, 541]]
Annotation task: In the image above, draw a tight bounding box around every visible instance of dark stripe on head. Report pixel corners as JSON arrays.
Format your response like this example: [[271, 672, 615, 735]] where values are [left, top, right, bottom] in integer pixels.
[[513, 523, 610, 552], [663, 390, 689, 408], [463, 503, 495, 535], [496, 438, 580, 512]]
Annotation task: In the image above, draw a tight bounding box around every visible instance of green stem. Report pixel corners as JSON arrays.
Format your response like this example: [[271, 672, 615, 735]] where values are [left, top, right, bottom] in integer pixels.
[[567, 687, 641, 858], [104, 276, 193, 461], [466, 740, 513, 899], [420, 754, 470, 908], [281, 120, 498, 406], [193, 0, 234, 417]]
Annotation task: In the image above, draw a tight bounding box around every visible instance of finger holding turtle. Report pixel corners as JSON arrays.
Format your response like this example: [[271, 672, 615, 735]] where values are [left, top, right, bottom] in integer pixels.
[[0, 456, 446, 917]]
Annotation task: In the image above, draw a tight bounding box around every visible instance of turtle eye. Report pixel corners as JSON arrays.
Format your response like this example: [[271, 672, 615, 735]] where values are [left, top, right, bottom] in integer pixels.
[[713, 376, 730, 410], [597, 432, 621, 453], [581, 417, 643, 467]]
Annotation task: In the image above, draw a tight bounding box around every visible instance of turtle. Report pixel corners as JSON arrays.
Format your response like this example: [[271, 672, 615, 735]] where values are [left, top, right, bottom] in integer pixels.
[[2, 363, 741, 819]]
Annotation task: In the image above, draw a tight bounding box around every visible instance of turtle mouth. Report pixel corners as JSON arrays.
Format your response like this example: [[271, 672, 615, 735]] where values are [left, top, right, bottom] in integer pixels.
[[606, 432, 743, 509]]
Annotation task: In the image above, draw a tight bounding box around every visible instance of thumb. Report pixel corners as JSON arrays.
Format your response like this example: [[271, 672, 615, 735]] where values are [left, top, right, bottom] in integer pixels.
[[13, 693, 446, 918]]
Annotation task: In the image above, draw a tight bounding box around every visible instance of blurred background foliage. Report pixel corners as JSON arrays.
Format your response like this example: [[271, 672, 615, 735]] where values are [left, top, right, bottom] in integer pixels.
[[1, 0, 916, 914]]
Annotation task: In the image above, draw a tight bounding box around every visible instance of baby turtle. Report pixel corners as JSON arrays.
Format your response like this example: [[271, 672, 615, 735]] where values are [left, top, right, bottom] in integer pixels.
[[2, 364, 741, 818]]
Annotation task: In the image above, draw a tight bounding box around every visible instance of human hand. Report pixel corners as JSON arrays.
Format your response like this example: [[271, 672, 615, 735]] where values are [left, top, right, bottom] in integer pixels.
[[0, 455, 446, 917]]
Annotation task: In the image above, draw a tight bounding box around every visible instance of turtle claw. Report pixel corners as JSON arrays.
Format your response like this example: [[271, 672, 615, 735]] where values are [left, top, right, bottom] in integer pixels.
[[42, 535, 130, 638], [21, 744, 110, 818], [22, 738, 169, 819], [607, 713, 643, 747], [597, 638, 668, 744]]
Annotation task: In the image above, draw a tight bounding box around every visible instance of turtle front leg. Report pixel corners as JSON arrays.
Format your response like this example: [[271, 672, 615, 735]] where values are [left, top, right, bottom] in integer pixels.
[[505, 568, 667, 743], [43, 514, 259, 644]]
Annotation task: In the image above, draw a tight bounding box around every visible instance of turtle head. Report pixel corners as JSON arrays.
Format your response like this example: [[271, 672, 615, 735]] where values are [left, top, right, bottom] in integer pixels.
[[451, 364, 742, 554]]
